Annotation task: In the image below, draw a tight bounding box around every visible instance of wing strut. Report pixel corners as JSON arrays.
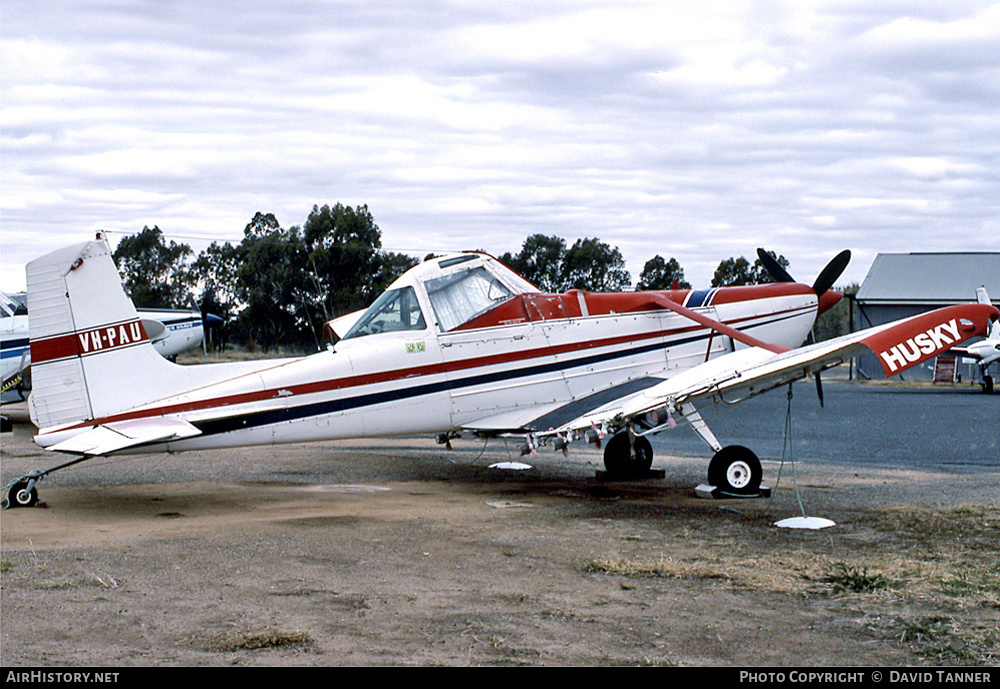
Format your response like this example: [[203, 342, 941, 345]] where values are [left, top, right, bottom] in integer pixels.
[[677, 402, 722, 453], [645, 294, 789, 354]]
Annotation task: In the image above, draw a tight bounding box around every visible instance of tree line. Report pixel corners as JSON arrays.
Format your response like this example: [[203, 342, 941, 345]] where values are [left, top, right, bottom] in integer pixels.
[[113, 202, 849, 351]]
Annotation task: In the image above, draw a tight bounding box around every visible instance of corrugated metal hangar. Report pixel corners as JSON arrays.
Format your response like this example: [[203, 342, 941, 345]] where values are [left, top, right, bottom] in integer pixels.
[[853, 252, 1000, 384]]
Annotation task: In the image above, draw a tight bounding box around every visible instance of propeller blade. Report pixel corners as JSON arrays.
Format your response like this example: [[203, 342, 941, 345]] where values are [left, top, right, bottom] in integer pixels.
[[756, 248, 795, 283], [815, 371, 824, 408], [812, 249, 851, 296]]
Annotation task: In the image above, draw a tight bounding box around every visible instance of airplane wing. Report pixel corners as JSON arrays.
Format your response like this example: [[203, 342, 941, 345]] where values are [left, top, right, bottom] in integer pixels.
[[946, 286, 1000, 366], [465, 302, 999, 447], [562, 302, 997, 435], [949, 345, 1000, 367]]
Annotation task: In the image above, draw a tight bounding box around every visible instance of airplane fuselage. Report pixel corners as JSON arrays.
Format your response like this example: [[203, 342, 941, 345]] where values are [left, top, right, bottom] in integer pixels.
[[34, 275, 820, 454]]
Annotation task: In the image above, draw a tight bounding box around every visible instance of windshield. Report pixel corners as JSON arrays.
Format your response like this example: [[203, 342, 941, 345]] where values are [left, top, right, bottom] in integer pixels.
[[1, 292, 26, 318], [341, 286, 426, 339], [425, 266, 513, 332]]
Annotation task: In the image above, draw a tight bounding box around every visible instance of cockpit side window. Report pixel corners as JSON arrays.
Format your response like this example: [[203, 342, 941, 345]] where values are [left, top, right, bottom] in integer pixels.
[[425, 266, 514, 332], [341, 286, 426, 339]]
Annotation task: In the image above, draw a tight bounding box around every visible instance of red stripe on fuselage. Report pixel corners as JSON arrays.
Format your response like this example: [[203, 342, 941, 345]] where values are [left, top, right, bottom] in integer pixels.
[[46, 301, 814, 433]]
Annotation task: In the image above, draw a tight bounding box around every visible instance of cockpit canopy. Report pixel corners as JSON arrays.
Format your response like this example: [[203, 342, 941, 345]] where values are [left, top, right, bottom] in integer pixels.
[[339, 253, 536, 340], [340, 286, 426, 338], [424, 264, 515, 331]]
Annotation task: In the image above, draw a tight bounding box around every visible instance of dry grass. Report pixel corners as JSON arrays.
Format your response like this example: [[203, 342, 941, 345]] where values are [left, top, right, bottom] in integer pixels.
[[581, 503, 1000, 664], [865, 504, 1000, 540], [582, 548, 830, 593], [206, 626, 314, 653], [582, 555, 728, 581], [584, 505, 999, 599]]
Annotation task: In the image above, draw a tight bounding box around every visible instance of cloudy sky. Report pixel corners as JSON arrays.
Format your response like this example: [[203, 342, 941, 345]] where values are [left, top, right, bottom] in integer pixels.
[[2, 1, 999, 294]]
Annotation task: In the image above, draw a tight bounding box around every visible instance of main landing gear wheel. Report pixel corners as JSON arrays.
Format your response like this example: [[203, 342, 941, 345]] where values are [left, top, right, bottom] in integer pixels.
[[983, 374, 994, 395], [2, 481, 38, 509], [603, 433, 654, 478], [708, 445, 762, 496]]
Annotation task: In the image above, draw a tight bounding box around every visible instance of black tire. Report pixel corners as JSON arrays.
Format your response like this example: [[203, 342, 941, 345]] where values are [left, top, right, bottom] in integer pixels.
[[708, 445, 762, 495], [603, 433, 654, 477], [6, 481, 37, 508], [983, 374, 994, 395]]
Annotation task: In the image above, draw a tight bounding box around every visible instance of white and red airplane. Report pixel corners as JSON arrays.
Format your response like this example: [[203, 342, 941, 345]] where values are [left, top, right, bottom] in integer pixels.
[[946, 287, 1000, 394], [3, 233, 997, 509]]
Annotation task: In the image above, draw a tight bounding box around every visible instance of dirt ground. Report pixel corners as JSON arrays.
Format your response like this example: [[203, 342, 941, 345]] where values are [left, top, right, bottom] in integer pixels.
[[1, 402, 998, 667]]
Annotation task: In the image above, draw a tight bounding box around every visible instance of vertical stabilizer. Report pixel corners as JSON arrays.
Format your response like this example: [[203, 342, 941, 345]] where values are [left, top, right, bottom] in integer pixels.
[[977, 287, 1000, 340], [26, 234, 183, 430]]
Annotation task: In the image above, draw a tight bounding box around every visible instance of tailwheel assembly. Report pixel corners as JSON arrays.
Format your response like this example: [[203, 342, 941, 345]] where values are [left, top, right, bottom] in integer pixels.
[[1, 455, 92, 509], [2, 479, 38, 509]]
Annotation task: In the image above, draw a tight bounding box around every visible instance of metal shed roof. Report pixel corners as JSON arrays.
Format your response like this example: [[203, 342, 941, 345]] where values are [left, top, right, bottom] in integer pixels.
[[856, 253, 1000, 305]]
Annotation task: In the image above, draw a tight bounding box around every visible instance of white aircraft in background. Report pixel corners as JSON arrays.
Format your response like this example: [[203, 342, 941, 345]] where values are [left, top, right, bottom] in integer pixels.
[[1, 290, 219, 404], [947, 287, 1000, 394], [3, 233, 996, 509], [1, 291, 31, 403]]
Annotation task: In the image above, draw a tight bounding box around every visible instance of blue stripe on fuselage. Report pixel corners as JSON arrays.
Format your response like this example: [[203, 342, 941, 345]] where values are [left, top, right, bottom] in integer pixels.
[[684, 289, 717, 308], [189, 308, 808, 438]]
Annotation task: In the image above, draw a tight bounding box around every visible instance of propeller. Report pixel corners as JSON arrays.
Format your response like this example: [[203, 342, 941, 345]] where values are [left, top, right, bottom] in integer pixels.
[[189, 295, 224, 358], [811, 249, 851, 297], [756, 248, 851, 296], [757, 249, 851, 297], [755, 248, 795, 284], [755, 248, 853, 408]]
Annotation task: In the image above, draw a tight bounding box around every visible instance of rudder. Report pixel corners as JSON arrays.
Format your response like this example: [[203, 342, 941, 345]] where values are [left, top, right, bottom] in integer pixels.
[[27, 233, 183, 431]]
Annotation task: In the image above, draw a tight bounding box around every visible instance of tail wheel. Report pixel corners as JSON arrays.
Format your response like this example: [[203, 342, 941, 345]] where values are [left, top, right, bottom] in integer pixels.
[[4, 481, 38, 509], [708, 445, 762, 496], [603, 433, 654, 478]]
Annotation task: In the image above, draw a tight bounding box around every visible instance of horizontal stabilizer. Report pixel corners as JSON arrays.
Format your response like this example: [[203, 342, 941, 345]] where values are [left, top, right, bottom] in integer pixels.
[[45, 417, 202, 455]]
